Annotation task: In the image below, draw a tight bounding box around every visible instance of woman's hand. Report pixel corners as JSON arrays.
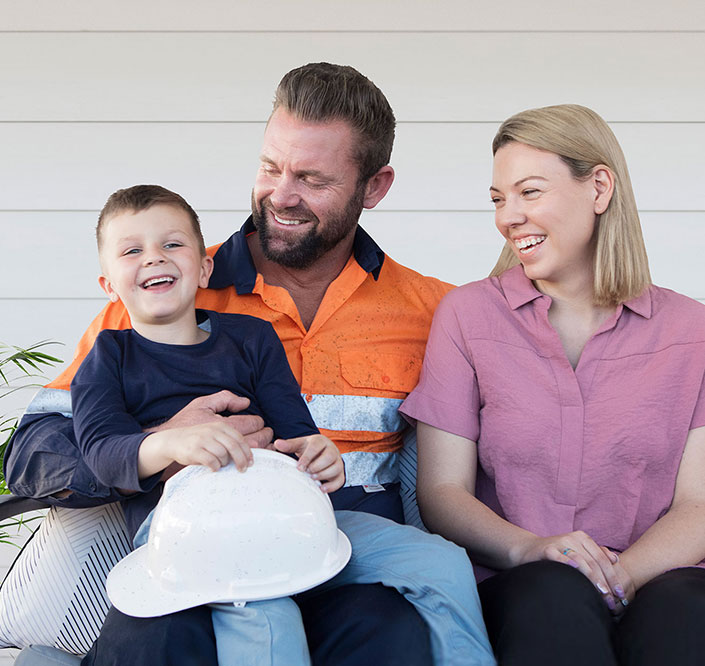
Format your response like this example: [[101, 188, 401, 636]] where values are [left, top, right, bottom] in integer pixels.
[[514, 531, 626, 613]]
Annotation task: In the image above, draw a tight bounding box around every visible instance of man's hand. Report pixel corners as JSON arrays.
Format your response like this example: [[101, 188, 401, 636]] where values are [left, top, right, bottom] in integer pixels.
[[149, 390, 273, 449], [274, 434, 345, 493]]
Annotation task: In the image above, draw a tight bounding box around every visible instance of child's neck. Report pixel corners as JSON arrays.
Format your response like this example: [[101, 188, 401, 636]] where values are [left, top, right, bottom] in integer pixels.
[[131, 312, 209, 346]]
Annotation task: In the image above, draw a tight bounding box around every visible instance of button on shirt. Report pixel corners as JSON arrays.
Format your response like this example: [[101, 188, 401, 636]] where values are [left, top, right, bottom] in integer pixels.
[[400, 266, 705, 577]]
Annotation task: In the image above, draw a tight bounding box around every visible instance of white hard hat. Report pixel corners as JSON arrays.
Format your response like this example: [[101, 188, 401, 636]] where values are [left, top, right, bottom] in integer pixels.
[[106, 449, 351, 617]]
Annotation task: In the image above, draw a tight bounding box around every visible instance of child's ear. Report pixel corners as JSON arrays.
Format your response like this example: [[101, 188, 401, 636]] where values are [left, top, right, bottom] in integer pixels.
[[199, 255, 214, 289], [98, 275, 121, 303]]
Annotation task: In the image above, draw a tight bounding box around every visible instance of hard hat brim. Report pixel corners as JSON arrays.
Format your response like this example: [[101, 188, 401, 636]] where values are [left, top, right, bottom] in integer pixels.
[[107, 527, 352, 617]]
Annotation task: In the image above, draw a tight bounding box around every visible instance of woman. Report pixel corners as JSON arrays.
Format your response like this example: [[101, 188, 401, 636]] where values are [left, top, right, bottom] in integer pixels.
[[400, 104, 705, 665]]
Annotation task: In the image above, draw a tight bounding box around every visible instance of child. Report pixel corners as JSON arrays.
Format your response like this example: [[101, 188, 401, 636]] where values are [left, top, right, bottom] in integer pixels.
[[71, 184, 495, 666]]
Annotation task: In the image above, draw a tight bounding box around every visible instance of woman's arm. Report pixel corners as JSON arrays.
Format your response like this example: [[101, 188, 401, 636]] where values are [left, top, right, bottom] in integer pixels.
[[417, 422, 533, 570], [417, 421, 623, 607], [618, 425, 705, 594]]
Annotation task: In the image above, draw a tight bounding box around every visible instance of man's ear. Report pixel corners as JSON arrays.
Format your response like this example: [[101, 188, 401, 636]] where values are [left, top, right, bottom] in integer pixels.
[[199, 255, 214, 289], [362, 166, 395, 209], [593, 165, 615, 215], [98, 275, 121, 303]]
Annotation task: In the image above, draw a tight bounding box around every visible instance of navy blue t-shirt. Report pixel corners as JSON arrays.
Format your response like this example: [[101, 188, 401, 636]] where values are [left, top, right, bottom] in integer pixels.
[[71, 310, 318, 537]]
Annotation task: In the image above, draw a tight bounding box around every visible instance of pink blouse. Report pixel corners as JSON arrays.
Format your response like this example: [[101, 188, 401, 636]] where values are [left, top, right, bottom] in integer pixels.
[[401, 266, 705, 577]]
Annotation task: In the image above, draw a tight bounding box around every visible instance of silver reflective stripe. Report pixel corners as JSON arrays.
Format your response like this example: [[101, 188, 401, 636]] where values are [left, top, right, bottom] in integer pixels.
[[342, 451, 399, 487], [303, 394, 404, 433], [25, 387, 73, 418]]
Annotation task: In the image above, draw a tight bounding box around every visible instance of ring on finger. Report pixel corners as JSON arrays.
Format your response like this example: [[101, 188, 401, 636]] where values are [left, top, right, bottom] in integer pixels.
[[562, 548, 576, 556]]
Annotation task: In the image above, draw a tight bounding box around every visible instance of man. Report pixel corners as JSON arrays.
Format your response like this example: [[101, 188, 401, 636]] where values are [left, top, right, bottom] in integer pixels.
[[6, 63, 455, 665]]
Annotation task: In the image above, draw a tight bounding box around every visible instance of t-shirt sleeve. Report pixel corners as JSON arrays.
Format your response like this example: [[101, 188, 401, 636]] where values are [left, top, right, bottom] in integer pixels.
[[71, 332, 159, 492], [399, 291, 481, 442], [252, 322, 319, 440], [690, 362, 705, 431]]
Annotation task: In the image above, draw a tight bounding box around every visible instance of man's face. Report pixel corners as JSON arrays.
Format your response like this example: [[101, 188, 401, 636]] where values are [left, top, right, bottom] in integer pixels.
[[251, 108, 366, 269]]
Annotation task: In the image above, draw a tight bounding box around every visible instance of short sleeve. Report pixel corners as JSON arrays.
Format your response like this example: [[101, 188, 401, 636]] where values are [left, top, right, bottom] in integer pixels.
[[690, 364, 705, 430], [399, 291, 481, 441]]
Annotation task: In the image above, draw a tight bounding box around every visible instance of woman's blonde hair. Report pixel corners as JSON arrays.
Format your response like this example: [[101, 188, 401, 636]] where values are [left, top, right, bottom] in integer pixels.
[[489, 104, 650, 306]]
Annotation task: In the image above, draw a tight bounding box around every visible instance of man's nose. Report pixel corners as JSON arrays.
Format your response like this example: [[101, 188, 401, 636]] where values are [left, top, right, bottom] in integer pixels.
[[269, 173, 301, 210]]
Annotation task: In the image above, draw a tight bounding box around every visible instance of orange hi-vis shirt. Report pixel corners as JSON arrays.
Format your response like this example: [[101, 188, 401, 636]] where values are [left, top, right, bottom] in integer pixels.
[[50, 218, 452, 486]]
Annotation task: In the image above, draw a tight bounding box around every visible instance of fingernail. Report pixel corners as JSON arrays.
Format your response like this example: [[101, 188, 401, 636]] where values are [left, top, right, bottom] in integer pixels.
[[615, 585, 625, 599], [596, 582, 608, 594], [606, 596, 616, 611], [567, 559, 579, 569]]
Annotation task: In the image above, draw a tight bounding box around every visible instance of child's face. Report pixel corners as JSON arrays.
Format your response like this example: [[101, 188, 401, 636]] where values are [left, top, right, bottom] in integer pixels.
[[98, 204, 213, 329]]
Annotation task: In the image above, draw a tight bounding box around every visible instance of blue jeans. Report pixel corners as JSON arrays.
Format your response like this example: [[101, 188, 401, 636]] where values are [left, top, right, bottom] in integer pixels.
[[135, 509, 495, 665]]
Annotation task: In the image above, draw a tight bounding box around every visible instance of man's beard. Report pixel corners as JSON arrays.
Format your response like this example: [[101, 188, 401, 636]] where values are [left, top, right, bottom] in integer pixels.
[[251, 185, 365, 270]]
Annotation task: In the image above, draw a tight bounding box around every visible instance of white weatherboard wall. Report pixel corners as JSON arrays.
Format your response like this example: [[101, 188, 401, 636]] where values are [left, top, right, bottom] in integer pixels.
[[1, 1, 704, 660]]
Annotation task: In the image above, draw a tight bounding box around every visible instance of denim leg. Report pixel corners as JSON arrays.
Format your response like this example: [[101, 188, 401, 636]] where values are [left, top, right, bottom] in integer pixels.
[[136, 510, 310, 666], [320, 510, 496, 666], [210, 598, 311, 666]]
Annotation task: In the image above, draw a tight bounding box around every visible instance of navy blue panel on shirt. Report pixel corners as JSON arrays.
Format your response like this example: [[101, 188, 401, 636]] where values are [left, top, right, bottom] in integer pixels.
[[208, 216, 386, 293]]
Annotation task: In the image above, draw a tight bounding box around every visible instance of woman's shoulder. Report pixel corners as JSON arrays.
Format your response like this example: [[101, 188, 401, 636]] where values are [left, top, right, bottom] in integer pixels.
[[647, 285, 705, 333]]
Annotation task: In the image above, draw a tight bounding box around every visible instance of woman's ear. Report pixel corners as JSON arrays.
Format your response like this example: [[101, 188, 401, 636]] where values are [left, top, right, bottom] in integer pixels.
[[593, 165, 615, 215], [98, 275, 121, 303]]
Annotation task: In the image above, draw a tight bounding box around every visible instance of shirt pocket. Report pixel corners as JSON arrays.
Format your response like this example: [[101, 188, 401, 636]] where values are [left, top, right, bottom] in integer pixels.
[[339, 350, 422, 396]]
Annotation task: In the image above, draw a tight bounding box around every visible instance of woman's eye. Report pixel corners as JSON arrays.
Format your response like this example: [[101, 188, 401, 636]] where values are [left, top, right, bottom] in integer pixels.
[[522, 189, 539, 197]]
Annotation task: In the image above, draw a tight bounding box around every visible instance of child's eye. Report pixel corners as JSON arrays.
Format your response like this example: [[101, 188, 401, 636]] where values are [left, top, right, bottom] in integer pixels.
[[164, 242, 183, 249], [123, 248, 141, 255]]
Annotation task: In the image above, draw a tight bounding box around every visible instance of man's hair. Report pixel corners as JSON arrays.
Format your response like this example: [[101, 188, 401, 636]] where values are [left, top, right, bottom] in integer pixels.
[[96, 184, 206, 256], [273, 62, 396, 182], [489, 104, 651, 306]]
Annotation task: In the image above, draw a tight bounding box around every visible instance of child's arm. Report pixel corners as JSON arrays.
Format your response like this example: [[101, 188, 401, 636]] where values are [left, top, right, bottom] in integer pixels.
[[137, 421, 253, 478], [249, 319, 346, 493]]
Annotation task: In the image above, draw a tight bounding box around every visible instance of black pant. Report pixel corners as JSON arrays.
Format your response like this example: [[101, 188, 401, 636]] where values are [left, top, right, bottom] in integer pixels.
[[478, 560, 705, 666], [82, 483, 432, 665]]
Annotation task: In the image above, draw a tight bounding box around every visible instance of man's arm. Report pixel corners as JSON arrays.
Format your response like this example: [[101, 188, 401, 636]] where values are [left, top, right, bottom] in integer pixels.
[[5, 299, 272, 504], [5, 409, 124, 506]]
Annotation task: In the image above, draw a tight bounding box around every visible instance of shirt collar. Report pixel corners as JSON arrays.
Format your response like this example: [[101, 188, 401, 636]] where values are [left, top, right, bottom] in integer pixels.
[[621, 287, 652, 318], [499, 265, 544, 310], [208, 216, 385, 294], [498, 264, 653, 318]]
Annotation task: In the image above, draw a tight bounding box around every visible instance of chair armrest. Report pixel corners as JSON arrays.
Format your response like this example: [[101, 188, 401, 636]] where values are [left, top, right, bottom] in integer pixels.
[[0, 494, 51, 521]]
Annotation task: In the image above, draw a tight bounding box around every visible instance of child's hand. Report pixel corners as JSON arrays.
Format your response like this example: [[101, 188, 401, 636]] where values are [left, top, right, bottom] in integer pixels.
[[138, 422, 253, 478], [274, 435, 345, 493]]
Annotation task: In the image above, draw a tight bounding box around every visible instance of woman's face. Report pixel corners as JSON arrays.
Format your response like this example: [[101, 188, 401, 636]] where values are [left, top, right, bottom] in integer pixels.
[[491, 142, 608, 293]]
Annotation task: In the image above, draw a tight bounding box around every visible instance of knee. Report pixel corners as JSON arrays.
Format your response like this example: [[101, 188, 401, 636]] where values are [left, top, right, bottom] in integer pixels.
[[481, 560, 600, 618]]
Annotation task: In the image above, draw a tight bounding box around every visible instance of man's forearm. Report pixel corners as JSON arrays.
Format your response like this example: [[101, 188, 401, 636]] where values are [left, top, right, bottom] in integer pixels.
[[5, 411, 123, 506]]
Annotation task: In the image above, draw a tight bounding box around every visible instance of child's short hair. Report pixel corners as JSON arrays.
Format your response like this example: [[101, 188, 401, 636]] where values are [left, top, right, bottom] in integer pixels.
[[96, 185, 206, 256]]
